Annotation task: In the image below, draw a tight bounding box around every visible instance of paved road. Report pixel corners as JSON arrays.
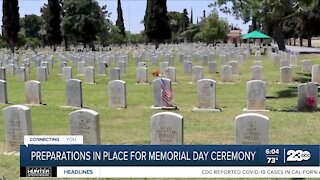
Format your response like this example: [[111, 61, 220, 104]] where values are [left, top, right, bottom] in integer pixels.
[[286, 45, 320, 54]]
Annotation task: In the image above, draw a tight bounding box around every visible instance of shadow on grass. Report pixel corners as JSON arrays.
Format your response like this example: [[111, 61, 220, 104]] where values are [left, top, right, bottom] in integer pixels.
[[296, 72, 311, 77], [268, 106, 320, 112], [293, 72, 311, 83], [274, 86, 297, 98]]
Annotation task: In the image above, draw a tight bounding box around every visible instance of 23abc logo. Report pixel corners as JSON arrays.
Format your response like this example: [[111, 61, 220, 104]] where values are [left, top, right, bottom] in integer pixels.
[[286, 150, 311, 162]]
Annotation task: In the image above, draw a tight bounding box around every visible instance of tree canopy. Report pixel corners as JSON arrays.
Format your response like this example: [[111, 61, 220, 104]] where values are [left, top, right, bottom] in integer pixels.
[[2, 0, 20, 52], [61, 0, 107, 50], [116, 0, 126, 38], [144, 0, 171, 45]]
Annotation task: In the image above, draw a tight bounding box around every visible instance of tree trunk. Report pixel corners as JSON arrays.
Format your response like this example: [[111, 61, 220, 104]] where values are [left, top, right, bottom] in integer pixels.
[[252, 17, 257, 31], [64, 36, 69, 51], [293, 38, 296, 46], [273, 24, 286, 51], [300, 38, 303, 46], [155, 41, 159, 50], [308, 36, 312, 47], [89, 40, 95, 51]]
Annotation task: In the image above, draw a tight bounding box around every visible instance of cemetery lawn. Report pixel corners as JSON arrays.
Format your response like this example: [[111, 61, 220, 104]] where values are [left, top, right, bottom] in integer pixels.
[[0, 53, 320, 180]]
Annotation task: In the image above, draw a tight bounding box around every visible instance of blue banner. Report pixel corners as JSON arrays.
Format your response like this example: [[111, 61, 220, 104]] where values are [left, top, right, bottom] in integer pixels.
[[20, 145, 320, 167]]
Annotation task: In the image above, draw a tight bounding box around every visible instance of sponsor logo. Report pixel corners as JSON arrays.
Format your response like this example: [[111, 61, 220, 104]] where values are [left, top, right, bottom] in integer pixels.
[[26, 167, 51, 177]]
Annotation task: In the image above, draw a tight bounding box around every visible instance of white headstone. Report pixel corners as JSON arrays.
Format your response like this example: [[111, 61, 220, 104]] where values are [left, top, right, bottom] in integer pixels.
[[151, 112, 183, 144], [235, 113, 269, 144], [66, 79, 83, 107], [0, 80, 8, 104], [301, 60, 312, 73], [108, 80, 127, 108], [136, 67, 148, 84], [3, 105, 32, 152], [25, 80, 42, 105], [297, 82, 318, 111], [251, 66, 263, 80], [311, 64, 320, 84], [192, 66, 203, 83], [246, 80, 266, 110], [70, 109, 100, 144], [221, 65, 233, 82], [85, 66, 95, 84], [280, 66, 292, 83]]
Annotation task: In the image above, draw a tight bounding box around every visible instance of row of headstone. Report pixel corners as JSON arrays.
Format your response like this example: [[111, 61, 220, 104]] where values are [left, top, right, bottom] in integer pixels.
[[2, 105, 269, 153]]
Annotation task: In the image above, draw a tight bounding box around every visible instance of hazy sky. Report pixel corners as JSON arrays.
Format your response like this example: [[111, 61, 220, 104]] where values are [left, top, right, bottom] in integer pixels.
[[0, 0, 249, 34]]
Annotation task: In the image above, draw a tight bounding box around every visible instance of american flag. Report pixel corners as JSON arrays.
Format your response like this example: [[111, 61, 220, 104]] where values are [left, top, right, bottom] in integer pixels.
[[160, 78, 173, 106]]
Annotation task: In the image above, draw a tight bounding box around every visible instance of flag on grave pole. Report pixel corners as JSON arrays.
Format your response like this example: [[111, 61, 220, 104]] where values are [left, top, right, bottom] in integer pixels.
[[160, 78, 173, 107]]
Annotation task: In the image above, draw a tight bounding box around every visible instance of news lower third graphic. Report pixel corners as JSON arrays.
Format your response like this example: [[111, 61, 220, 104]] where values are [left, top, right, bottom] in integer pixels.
[[20, 135, 320, 178]]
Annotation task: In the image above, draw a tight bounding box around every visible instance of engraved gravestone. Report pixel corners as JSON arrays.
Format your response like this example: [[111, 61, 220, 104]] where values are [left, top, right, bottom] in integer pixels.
[[62, 66, 73, 81], [151, 112, 183, 144], [108, 80, 127, 108], [297, 82, 318, 111], [136, 67, 148, 84], [98, 61, 107, 75], [220, 54, 227, 65], [221, 65, 233, 82], [25, 80, 42, 105], [246, 80, 266, 110], [0, 67, 6, 80], [152, 78, 172, 108], [16, 67, 26, 82], [59, 62, 67, 74], [193, 79, 220, 112], [301, 60, 312, 73], [6, 64, 15, 75], [70, 109, 100, 144], [235, 113, 269, 144], [290, 54, 298, 66], [192, 66, 203, 83], [208, 61, 217, 73], [164, 67, 177, 83], [85, 66, 95, 84], [118, 61, 126, 75], [183, 61, 192, 74], [311, 64, 320, 84], [66, 79, 83, 107], [280, 66, 293, 83], [3, 105, 32, 152], [228, 61, 239, 74], [109, 68, 120, 81], [273, 54, 280, 65], [160, 62, 169, 74], [37, 66, 47, 81], [151, 56, 158, 65], [0, 80, 8, 104], [77, 61, 85, 75], [251, 66, 263, 80], [202, 55, 209, 66]]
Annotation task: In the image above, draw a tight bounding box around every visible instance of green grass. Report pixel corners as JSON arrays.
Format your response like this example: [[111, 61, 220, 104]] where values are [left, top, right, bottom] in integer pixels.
[[0, 51, 320, 180]]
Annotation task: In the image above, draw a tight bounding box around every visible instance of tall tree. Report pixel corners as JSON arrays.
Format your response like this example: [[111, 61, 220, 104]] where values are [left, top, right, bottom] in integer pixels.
[[2, 0, 20, 52], [190, 8, 193, 24], [61, 0, 107, 50], [144, 0, 171, 48], [116, 0, 126, 37], [47, 0, 62, 50], [182, 8, 190, 31], [21, 14, 42, 38]]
